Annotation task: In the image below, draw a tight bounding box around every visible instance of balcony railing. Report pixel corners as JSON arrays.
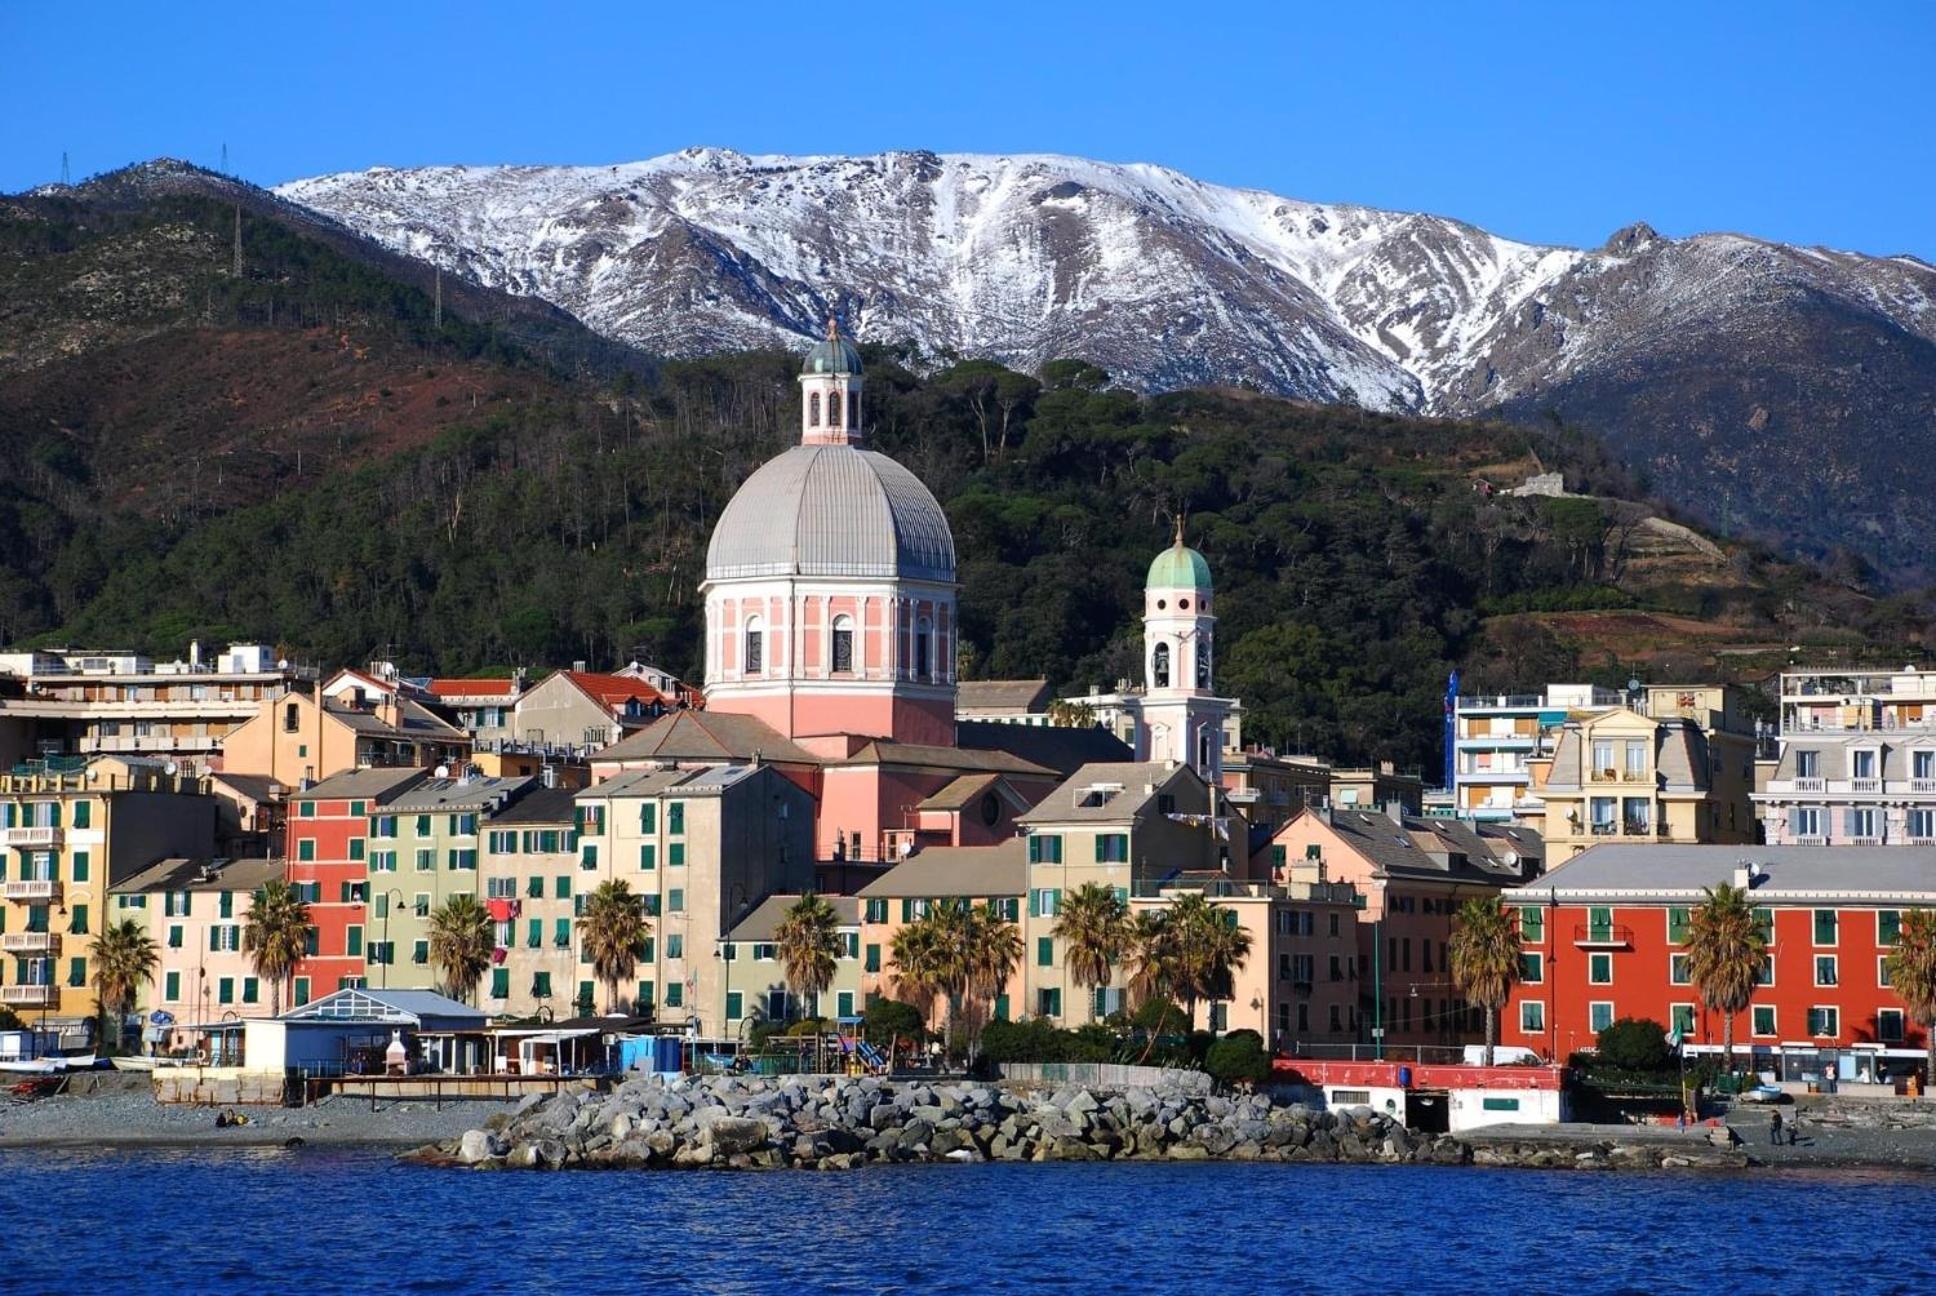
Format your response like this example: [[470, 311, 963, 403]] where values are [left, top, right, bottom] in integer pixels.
[[1915, 779, 1936, 794], [1, 826, 62, 848], [1587, 769, 1652, 784], [1793, 777, 1826, 794], [1574, 923, 1634, 948], [1, 984, 59, 1007], [1851, 778, 1882, 794], [1, 880, 61, 903], [1795, 836, 1829, 847], [0, 931, 59, 954]]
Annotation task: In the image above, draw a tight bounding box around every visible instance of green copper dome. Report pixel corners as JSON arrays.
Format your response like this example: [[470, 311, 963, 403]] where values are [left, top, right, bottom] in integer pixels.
[[802, 329, 862, 376], [1147, 539, 1211, 590]]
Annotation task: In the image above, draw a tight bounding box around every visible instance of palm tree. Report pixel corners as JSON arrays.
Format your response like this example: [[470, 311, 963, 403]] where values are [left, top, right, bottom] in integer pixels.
[[890, 902, 974, 1054], [426, 894, 494, 1005], [242, 879, 311, 1016], [1685, 883, 1767, 1078], [965, 902, 1023, 1047], [579, 879, 651, 1013], [1162, 892, 1253, 1031], [773, 893, 843, 1021], [1127, 909, 1182, 1010], [1053, 882, 1131, 1022], [1448, 898, 1520, 1066], [92, 919, 159, 1053], [1885, 908, 1936, 1093]]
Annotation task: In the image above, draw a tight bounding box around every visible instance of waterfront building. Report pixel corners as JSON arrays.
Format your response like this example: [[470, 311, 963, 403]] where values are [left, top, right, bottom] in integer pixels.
[[721, 893, 864, 1026], [477, 787, 583, 1019], [572, 764, 816, 1031], [1013, 760, 1225, 1024], [112, 856, 285, 1058], [422, 676, 523, 744], [1263, 807, 1541, 1050], [0, 642, 312, 771], [1, 756, 217, 1033], [856, 841, 1027, 1023], [1529, 696, 1756, 862], [284, 767, 432, 1001], [356, 777, 536, 992], [1501, 844, 1936, 1087], [1755, 731, 1936, 846]]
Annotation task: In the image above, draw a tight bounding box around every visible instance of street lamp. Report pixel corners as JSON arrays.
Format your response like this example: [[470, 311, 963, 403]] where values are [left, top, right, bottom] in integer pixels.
[[378, 888, 406, 990]]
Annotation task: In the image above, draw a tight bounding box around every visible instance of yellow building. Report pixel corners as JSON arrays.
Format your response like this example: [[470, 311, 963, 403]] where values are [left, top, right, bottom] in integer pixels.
[[1530, 706, 1755, 862], [1, 756, 217, 1034]]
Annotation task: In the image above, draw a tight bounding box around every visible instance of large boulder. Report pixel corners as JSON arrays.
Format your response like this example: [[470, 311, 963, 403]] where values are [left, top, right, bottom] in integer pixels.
[[704, 1117, 769, 1157], [458, 1129, 509, 1164]]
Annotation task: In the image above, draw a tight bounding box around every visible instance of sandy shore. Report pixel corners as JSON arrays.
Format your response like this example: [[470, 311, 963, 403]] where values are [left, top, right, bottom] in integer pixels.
[[0, 1091, 516, 1149]]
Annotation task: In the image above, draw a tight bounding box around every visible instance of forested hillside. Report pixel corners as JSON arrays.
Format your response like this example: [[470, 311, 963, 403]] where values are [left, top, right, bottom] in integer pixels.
[[2, 172, 1929, 770]]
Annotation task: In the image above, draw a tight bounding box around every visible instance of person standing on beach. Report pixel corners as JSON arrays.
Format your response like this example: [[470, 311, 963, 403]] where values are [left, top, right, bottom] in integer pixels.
[[1769, 1109, 1784, 1145]]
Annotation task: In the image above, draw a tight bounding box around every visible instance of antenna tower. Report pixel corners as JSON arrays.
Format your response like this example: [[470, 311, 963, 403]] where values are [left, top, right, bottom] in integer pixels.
[[61, 151, 70, 185], [434, 267, 443, 329], [233, 204, 242, 278]]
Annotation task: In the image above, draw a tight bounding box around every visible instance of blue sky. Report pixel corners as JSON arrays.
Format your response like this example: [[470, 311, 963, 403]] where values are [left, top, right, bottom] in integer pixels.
[[4, 1, 1932, 256]]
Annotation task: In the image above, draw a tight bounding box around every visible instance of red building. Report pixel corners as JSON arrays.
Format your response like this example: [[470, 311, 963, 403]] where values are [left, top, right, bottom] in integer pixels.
[[285, 767, 429, 1005], [1502, 845, 1933, 1087]]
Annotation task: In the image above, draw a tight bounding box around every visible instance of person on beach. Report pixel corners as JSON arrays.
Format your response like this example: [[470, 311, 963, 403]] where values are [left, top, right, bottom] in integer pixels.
[[1769, 1110, 1783, 1144]]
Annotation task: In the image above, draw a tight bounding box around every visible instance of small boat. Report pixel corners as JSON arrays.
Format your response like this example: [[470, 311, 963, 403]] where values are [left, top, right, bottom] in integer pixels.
[[110, 1055, 159, 1072], [0, 1053, 96, 1075]]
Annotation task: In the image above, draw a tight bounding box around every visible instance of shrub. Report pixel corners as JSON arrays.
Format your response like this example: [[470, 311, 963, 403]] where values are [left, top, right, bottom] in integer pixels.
[[861, 999, 926, 1046], [1204, 1031, 1272, 1087], [0, 1007, 22, 1033], [1595, 1017, 1672, 1072], [785, 1017, 829, 1037], [1129, 997, 1190, 1036]]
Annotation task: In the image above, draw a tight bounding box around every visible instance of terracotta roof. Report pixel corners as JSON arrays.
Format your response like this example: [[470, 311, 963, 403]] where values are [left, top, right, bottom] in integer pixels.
[[591, 710, 817, 765], [858, 841, 1028, 899], [562, 671, 671, 712], [426, 677, 520, 699]]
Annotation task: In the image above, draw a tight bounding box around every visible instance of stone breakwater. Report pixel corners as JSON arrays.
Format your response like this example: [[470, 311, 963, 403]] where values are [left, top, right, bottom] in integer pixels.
[[423, 1074, 1746, 1172]]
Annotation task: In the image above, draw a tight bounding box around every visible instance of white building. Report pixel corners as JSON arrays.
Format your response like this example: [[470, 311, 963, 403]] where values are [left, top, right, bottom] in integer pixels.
[[1452, 685, 1619, 823]]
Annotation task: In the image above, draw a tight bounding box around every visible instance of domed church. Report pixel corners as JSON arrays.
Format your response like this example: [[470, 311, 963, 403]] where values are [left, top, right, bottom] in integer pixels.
[[702, 320, 960, 754]]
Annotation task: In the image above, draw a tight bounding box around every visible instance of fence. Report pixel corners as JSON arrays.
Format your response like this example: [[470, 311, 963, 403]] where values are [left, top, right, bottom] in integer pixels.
[[996, 1062, 1211, 1092]]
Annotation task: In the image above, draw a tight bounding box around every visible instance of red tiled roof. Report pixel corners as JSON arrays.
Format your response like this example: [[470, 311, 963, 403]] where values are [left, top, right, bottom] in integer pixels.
[[426, 678, 519, 699], [564, 671, 671, 711]]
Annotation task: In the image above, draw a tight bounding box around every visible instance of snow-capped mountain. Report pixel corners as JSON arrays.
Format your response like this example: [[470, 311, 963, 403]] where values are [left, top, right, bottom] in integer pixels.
[[277, 150, 1936, 578]]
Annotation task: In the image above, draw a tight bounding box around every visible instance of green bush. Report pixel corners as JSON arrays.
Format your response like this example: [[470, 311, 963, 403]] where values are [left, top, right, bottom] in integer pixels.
[[0, 1007, 22, 1033], [861, 999, 926, 1046], [1594, 1017, 1672, 1072], [1129, 997, 1190, 1036], [978, 1017, 1116, 1063], [785, 1017, 829, 1037], [1204, 1030, 1272, 1087]]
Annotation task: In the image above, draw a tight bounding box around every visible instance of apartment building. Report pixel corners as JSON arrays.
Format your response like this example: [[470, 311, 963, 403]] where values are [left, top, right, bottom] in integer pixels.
[[221, 687, 470, 785], [1452, 685, 1619, 823], [571, 763, 815, 1032], [1531, 702, 1756, 862], [0, 756, 217, 1031], [0, 642, 311, 771], [857, 841, 1027, 1022], [111, 856, 284, 1058], [478, 788, 584, 1018], [284, 767, 431, 1002], [1754, 667, 1936, 846], [1503, 845, 1936, 1086], [722, 894, 864, 1026]]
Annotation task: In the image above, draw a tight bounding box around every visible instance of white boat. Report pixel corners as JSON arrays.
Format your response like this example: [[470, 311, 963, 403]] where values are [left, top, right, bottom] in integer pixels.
[[0, 1053, 96, 1075], [110, 1056, 158, 1072]]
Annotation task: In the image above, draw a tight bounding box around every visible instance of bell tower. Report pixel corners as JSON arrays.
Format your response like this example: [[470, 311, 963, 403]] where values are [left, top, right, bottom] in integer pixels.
[[1140, 519, 1229, 783], [800, 317, 864, 446]]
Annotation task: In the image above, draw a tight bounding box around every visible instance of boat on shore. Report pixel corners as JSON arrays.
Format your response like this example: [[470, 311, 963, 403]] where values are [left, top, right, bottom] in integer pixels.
[[1, 1053, 97, 1075]]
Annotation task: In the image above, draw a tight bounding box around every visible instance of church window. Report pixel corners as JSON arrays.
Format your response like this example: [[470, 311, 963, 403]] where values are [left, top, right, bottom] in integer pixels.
[[828, 390, 843, 428], [1197, 640, 1211, 689], [832, 616, 854, 673], [1153, 642, 1170, 689], [1179, 598, 1191, 611], [744, 617, 764, 674], [808, 392, 821, 427], [846, 391, 858, 429], [915, 618, 932, 681]]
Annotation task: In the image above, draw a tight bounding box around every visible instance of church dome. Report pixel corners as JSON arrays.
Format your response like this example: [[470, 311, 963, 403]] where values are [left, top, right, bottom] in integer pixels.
[[802, 333, 863, 376], [706, 444, 955, 583], [1147, 538, 1212, 590]]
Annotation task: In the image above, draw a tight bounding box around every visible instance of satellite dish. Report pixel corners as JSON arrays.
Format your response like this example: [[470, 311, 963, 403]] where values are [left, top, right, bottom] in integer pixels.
[[1627, 677, 1642, 693], [434, 764, 451, 779], [163, 761, 179, 777]]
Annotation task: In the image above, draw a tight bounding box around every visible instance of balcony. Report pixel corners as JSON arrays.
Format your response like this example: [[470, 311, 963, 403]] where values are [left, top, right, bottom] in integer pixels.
[[1851, 778, 1882, 794], [1795, 836, 1829, 847], [1793, 777, 1826, 794], [1848, 835, 1884, 846], [1574, 923, 1634, 949], [1587, 769, 1652, 784], [1, 984, 59, 1007], [1915, 779, 1936, 794], [1, 826, 62, 849], [1, 880, 61, 903], [0, 931, 59, 955]]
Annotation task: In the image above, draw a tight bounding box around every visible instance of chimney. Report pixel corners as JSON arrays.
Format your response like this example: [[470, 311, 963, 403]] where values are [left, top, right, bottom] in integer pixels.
[[189, 640, 202, 670], [573, 660, 588, 674]]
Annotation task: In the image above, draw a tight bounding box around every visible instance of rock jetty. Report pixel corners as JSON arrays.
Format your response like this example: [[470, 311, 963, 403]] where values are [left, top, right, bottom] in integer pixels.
[[432, 1072, 1474, 1171]]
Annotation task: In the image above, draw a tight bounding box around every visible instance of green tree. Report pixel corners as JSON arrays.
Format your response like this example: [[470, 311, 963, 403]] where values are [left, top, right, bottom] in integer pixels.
[[861, 998, 925, 1048], [242, 879, 311, 1017], [1053, 882, 1132, 1021], [1595, 1017, 1672, 1072], [1204, 1028, 1272, 1088], [579, 879, 651, 1013], [965, 901, 1024, 1049], [1449, 898, 1521, 1066], [91, 919, 159, 1053], [426, 894, 495, 1005], [1884, 908, 1936, 1092], [773, 893, 843, 1021], [1685, 884, 1767, 1077], [1153, 892, 1253, 1031]]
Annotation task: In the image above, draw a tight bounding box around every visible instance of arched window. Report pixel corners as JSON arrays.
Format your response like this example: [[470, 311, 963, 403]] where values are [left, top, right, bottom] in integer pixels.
[[915, 617, 932, 681], [831, 615, 854, 674], [846, 391, 859, 429], [828, 390, 843, 429], [1152, 641, 1170, 689], [1197, 727, 1214, 774], [283, 701, 301, 733], [1196, 638, 1211, 689], [808, 392, 821, 427], [744, 616, 764, 674]]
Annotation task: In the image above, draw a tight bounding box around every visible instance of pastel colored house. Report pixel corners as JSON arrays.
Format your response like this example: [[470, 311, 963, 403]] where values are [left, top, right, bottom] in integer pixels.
[[857, 841, 1027, 1025], [284, 768, 430, 1003], [721, 893, 864, 1027], [478, 787, 584, 1018]]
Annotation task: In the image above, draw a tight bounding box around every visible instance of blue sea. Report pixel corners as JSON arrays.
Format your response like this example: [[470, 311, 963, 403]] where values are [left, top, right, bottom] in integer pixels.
[[1, 1148, 1930, 1294]]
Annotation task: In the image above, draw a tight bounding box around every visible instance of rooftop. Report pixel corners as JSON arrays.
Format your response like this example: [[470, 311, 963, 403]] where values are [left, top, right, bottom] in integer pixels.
[[1015, 761, 1201, 826], [592, 710, 817, 766], [110, 857, 285, 895], [487, 786, 579, 825], [956, 679, 1051, 713], [387, 776, 533, 812], [858, 840, 1028, 899], [295, 767, 432, 801], [726, 893, 861, 942], [1518, 844, 1936, 902]]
